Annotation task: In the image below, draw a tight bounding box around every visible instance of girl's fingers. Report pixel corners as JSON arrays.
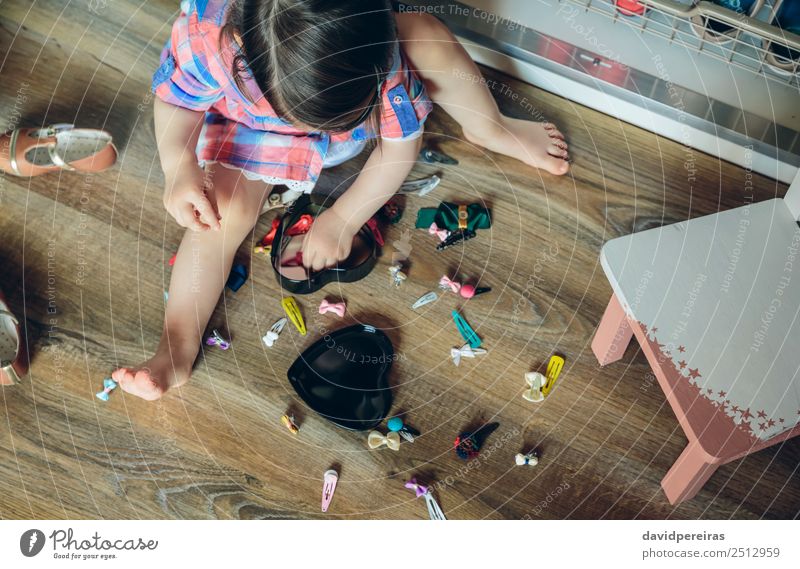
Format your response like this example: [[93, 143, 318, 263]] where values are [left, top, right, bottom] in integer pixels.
[[179, 204, 206, 232], [191, 194, 220, 230]]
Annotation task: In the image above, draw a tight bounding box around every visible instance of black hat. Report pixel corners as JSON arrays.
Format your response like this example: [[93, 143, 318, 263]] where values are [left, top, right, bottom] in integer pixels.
[[287, 325, 394, 430]]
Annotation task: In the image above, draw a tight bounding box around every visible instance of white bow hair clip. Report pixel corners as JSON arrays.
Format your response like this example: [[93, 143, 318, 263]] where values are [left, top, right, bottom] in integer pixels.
[[368, 430, 401, 451], [450, 343, 487, 366], [262, 317, 288, 348], [522, 371, 546, 402]]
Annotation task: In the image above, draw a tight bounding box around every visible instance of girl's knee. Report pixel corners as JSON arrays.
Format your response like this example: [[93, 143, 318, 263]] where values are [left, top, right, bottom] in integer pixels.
[[398, 13, 458, 68]]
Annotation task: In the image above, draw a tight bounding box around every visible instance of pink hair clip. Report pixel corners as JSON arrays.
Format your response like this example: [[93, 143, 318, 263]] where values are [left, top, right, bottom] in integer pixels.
[[439, 275, 491, 299], [428, 222, 450, 242], [322, 469, 338, 512], [319, 299, 346, 318], [439, 275, 462, 294]]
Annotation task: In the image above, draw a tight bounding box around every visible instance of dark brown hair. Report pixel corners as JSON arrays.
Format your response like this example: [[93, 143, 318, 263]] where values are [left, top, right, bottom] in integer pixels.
[[222, 0, 396, 133]]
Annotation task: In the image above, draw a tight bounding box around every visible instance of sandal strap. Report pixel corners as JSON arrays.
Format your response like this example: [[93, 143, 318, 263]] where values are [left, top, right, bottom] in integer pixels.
[[47, 143, 75, 171], [0, 309, 18, 326], [8, 129, 20, 176]]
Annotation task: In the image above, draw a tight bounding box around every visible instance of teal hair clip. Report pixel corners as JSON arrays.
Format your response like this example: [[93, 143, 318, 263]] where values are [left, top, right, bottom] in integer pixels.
[[452, 310, 481, 349]]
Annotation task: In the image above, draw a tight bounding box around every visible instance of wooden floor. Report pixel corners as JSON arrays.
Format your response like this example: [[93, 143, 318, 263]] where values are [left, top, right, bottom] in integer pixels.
[[1, 0, 798, 520]]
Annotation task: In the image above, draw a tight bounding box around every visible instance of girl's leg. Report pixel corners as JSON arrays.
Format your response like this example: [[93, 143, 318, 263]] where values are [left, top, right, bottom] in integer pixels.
[[396, 13, 570, 176], [112, 164, 272, 400]]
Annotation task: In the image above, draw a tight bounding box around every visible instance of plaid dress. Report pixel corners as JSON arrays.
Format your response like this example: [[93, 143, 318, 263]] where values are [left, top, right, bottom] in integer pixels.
[[152, 0, 433, 192]]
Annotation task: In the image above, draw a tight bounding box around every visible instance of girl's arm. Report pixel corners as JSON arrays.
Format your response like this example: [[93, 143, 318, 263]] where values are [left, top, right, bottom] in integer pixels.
[[301, 135, 423, 271], [154, 97, 220, 232]]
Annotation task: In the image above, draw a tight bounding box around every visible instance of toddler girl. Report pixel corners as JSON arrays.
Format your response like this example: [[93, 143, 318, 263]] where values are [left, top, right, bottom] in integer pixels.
[[114, 0, 569, 400]]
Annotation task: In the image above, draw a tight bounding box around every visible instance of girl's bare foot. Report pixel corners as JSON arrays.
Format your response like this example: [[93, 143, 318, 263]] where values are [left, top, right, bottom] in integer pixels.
[[112, 341, 197, 401], [464, 117, 570, 176]]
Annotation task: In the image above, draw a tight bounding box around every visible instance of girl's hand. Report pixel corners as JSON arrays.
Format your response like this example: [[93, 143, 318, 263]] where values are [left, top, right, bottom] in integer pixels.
[[162, 163, 221, 232], [301, 208, 356, 272]]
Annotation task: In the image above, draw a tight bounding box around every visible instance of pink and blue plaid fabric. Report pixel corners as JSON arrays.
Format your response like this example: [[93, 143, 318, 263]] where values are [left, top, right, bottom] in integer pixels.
[[152, 0, 433, 190]]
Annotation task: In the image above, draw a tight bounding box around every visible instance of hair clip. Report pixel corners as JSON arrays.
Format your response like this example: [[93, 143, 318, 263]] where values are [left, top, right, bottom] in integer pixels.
[[205, 329, 231, 350], [412, 291, 438, 310], [321, 469, 338, 512], [380, 199, 404, 224], [281, 414, 299, 435], [400, 174, 441, 196], [367, 429, 401, 451], [262, 317, 288, 347], [319, 299, 346, 318], [439, 275, 461, 294], [522, 371, 546, 402], [387, 417, 420, 443], [281, 297, 307, 335], [365, 218, 385, 246], [419, 147, 459, 166], [450, 343, 487, 366], [226, 264, 248, 292], [452, 310, 481, 348], [388, 263, 407, 287], [436, 229, 476, 251], [542, 354, 565, 397], [515, 450, 540, 467], [405, 478, 447, 520], [428, 222, 450, 242], [163, 290, 169, 302], [289, 214, 314, 235], [454, 422, 499, 460], [438, 277, 490, 299], [96, 378, 118, 401], [253, 244, 271, 257], [281, 251, 304, 267], [168, 253, 177, 266], [453, 431, 481, 460]]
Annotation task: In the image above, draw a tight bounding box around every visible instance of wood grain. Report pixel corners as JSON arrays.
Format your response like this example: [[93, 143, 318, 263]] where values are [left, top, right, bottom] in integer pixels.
[[0, 0, 797, 520]]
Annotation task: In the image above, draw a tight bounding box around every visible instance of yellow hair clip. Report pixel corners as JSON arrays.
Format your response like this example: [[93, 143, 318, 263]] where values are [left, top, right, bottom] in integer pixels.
[[541, 354, 564, 397], [281, 297, 307, 336]]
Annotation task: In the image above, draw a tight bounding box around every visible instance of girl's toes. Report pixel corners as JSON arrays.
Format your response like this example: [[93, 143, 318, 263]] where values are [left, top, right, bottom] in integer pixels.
[[541, 154, 570, 175], [548, 129, 565, 141], [112, 367, 133, 385], [543, 122, 556, 131], [549, 143, 568, 158]]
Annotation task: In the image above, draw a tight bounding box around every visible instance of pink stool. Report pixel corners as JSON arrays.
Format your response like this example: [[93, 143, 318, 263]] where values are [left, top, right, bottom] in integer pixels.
[[593, 197, 800, 504]]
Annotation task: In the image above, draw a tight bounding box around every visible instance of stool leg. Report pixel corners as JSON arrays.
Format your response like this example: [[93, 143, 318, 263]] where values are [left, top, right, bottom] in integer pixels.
[[592, 294, 633, 366], [661, 440, 720, 504]]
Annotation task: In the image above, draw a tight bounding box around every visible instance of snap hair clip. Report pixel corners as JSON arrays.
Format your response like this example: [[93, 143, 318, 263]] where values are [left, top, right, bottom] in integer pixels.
[[419, 147, 458, 165], [262, 317, 288, 348], [387, 416, 420, 443], [412, 291, 438, 310], [428, 222, 449, 242], [515, 450, 540, 467], [522, 371, 545, 403], [367, 429, 401, 451], [389, 263, 407, 287], [281, 297, 307, 335], [281, 413, 300, 435], [399, 174, 441, 196], [450, 343, 487, 366], [96, 378, 118, 401], [205, 329, 231, 350], [452, 310, 481, 348], [405, 478, 447, 520], [321, 469, 338, 512]]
